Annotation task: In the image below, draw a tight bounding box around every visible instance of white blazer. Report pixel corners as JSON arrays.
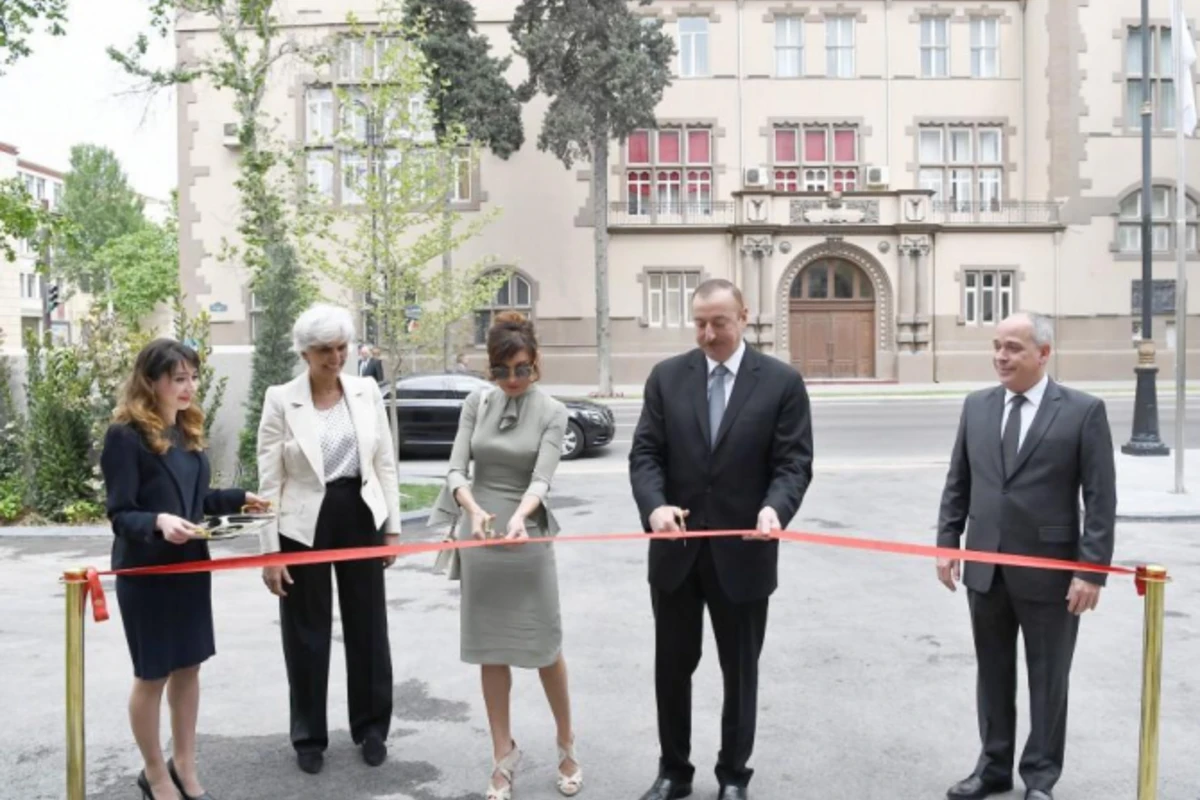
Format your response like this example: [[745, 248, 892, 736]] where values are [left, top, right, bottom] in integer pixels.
[[256, 372, 401, 552]]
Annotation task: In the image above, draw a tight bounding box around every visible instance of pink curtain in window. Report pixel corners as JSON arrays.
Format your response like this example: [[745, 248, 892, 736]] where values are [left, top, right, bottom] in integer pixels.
[[628, 131, 650, 164], [775, 130, 797, 163], [687, 130, 710, 164], [834, 129, 856, 162], [658, 131, 681, 162], [804, 130, 826, 162]]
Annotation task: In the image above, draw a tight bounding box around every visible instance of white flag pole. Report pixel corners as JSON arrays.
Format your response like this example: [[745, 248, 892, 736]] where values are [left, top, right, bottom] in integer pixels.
[[1173, 0, 1193, 493]]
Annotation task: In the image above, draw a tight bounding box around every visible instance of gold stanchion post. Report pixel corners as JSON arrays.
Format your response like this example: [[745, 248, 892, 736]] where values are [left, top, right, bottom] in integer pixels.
[[63, 568, 86, 800], [1137, 565, 1168, 800]]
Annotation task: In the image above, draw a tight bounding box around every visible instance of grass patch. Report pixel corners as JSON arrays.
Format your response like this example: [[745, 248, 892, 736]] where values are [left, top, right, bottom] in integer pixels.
[[399, 482, 441, 512]]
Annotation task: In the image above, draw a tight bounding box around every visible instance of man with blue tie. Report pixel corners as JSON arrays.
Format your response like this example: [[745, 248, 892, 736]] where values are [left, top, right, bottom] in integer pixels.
[[630, 279, 814, 800]]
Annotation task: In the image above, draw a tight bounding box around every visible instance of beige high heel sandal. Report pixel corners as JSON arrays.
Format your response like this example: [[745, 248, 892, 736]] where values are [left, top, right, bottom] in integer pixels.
[[556, 737, 583, 796], [487, 743, 521, 800]]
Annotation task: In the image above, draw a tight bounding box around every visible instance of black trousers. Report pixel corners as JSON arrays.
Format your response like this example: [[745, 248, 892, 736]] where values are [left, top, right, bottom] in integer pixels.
[[650, 540, 769, 789], [968, 570, 1080, 792], [279, 478, 393, 753]]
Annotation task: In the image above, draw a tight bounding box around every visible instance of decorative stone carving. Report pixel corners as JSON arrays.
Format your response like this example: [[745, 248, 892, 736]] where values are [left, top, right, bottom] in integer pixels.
[[790, 194, 880, 225], [740, 236, 775, 258]]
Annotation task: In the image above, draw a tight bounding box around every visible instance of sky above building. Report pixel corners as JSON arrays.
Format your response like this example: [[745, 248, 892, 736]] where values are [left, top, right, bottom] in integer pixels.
[[0, 0, 176, 201]]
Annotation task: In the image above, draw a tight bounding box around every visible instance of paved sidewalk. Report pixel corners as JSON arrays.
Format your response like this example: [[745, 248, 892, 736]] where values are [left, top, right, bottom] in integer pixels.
[[1116, 449, 1200, 520]]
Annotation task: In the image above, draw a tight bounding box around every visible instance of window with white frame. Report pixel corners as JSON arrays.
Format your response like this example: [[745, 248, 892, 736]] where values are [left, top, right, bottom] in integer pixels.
[[678, 17, 710, 78], [963, 270, 1015, 325], [772, 125, 859, 192], [970, 17, 1000, 78], [51, 183, 62, 209], [20, 272, 40, 300], [1116, 186, 1198, 253], [474, 272, 533, 345], [452, 148, 472, 202], [775, 16, 804, 77], [826, 16, 855, 78], [304, 86, 337, 200], [918, 124, 1004, 210], [920, 16, 950, 78], [646, 270, 701, 328], [625, 127, 713, 215], [1125, 25, 1176, 130]]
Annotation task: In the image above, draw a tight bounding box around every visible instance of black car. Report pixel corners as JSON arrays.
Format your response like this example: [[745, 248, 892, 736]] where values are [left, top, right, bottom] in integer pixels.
[[381, 372, 615, 460]]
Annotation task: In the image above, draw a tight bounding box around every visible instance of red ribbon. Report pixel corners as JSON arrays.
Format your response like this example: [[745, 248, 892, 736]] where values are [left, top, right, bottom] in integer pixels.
[[64, 528, 1150, 624]]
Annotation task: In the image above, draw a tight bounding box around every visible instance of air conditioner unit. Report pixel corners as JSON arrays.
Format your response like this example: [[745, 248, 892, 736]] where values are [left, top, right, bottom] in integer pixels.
[[743, 166, 770, 189], [222, 123, 240, 149], [865, 165, 890, 189]]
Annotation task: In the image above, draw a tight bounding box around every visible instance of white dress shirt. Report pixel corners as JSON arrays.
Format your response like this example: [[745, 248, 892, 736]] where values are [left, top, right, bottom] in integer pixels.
[[1002, 373, 1049, 450], [706, 338, 746, 406]]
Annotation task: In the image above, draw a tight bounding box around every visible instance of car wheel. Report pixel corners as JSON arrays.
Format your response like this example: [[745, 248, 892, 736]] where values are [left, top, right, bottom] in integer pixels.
[[561, 420, 584, 460]]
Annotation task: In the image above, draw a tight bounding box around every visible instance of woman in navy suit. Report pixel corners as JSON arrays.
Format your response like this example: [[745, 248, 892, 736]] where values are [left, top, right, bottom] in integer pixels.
[[100, 338, 267, 800]]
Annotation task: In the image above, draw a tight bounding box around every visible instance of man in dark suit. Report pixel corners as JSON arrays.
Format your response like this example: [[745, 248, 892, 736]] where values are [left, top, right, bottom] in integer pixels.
[[937, 311, 1117, 800], [358, 344, 384, 383], [630, 278, 813, 800]]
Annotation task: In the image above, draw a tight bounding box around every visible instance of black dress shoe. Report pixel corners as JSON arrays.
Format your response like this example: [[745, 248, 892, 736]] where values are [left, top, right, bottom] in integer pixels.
[[946, 774, 1014, 799], [167, 758, 215, 800], [297, 750, 324, 775], [638, 776, 693, 800], [1025, 791, 1053, 800], [362, 733, 387, 767], [718, 786, 748, 800]]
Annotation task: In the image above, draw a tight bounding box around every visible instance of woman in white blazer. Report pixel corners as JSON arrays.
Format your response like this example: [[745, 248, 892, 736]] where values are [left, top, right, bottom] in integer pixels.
[[255, 303, 402, 776]]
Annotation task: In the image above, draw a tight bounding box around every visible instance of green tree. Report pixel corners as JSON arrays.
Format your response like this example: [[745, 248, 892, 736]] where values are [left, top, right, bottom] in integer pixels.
[[173, 296, 228, 443], [510, 0, 673, 395], [0, 178, 69, 262], [56, 144, 147, 293], [111, 1, 317, 487], [0, 0, 68, 73], [402, 0, 524, 368], [308, 16, 506, 454], [95, 222, 179, 324]]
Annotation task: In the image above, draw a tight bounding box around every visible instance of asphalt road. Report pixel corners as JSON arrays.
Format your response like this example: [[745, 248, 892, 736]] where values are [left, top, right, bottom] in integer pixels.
[[397, 394, 1200, 481]]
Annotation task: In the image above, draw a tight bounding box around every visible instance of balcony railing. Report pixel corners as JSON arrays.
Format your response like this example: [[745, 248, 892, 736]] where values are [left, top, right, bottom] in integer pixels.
[[933, 201, 1061, 225], [608, 201, 736, 226]]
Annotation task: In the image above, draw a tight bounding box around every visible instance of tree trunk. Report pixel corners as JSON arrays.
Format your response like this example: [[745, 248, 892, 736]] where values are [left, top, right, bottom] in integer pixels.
[[592, 133, 612, 396], [441, 150, 453, 370]]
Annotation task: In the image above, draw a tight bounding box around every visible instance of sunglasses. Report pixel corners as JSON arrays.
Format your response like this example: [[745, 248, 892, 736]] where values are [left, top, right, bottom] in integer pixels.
[[490, 364, 535, 380]]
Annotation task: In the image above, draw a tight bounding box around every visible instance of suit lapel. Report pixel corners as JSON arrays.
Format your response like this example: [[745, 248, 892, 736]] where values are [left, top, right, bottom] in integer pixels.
[[156, 450, 190, 518], [284, 376, 325, 479], [986, 386, 1005, 480], [690, 350, 712, 447], [713, 348, 761, 451], [1008, 380, 1062, 480]]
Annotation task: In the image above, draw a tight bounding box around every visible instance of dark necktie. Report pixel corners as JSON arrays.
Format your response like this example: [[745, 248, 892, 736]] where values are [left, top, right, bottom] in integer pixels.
[[709, 364, 729, 447], [1002, 394, 1026, 477]]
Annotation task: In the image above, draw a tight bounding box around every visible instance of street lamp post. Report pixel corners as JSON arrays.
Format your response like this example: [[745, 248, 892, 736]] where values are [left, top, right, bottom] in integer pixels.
[[1124, 0, 1170, 457]]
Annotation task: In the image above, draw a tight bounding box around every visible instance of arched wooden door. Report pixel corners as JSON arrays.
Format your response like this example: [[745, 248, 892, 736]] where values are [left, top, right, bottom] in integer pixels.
[[788, 259, 876, 378]]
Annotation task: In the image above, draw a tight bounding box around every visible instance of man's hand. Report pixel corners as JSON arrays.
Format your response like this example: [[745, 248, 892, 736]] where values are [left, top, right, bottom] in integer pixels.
[[936, 558, 961, 591], [263, 565, 293, 597], [649, 505, 688, 538], [746, 506, 781, 540], [1066, 578, 1102, 615]]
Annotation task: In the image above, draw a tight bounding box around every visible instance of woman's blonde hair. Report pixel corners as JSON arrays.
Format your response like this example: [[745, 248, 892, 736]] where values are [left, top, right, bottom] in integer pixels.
[[113, 338, 206, 455]]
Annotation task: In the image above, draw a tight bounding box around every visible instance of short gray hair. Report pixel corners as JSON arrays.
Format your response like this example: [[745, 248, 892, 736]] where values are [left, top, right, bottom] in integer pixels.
[[292, 303, 356, 353], [1010, 311, 1055, 347]]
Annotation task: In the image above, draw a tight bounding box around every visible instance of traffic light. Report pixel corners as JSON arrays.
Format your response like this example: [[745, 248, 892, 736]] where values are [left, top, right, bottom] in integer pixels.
[[46, 283, 60, 312]]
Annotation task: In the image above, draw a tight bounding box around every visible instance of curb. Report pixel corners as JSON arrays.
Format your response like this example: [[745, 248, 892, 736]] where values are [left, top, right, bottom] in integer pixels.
[[1116, 513, 1200, 523], [2, 508, 436, 538]]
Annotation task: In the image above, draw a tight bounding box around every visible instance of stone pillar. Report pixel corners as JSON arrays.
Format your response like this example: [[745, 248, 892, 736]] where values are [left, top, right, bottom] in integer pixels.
[[897, 245, 915, 353], [911, 237, 932, 352], [740, 237, 774, 352]]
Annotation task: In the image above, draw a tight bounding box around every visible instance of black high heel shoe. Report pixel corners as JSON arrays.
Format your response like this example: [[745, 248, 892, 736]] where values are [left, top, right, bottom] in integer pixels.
[[136, 771, 153, 799], [168, 758, 216, 800]]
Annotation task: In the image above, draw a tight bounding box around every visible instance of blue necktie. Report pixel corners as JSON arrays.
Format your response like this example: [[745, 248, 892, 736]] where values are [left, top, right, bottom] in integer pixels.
[[709, 364, 728, 447]]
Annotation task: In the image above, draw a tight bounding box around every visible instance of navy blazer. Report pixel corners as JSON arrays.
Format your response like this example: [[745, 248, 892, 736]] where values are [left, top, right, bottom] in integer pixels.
[[100, 423, 246, 571]]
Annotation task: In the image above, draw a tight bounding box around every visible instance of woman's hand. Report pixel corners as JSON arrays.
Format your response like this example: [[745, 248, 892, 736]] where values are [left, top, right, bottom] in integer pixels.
[[157, 514, 200, 545], [505, 515, 529, 541], [382, 532, 400, 568], [243, 492, 271, 513], [262, 566, 292, 597], [469, 508, 496, 540]]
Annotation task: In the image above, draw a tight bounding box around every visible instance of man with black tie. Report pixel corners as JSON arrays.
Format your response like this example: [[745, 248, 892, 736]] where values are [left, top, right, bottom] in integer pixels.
[[937, 312, 1117, 800], [630, 279, 813, 800], [358, 344, 384, 384]]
